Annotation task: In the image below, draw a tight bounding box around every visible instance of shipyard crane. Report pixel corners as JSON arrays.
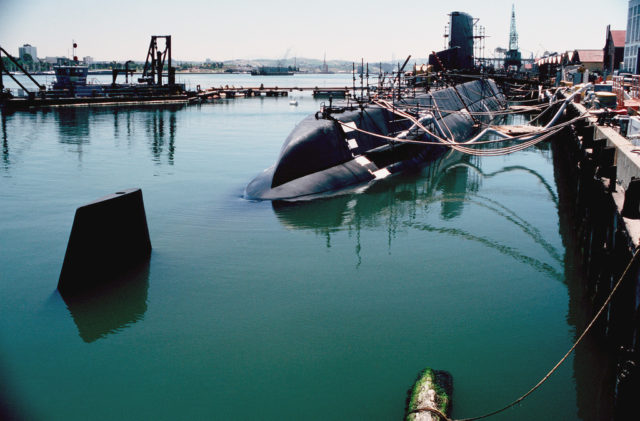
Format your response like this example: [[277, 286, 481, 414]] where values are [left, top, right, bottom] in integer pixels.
[[139, 35, 174, 86], [111, 60, 135, 85], [504, 4, 522, 71]]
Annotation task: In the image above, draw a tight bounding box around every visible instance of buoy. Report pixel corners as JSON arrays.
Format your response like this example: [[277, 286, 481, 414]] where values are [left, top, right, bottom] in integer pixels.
[[405, 368, 453, 421]]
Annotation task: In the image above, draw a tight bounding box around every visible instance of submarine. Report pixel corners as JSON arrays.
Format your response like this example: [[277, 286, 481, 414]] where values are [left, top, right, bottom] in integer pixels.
[[245, 78, 506, 201]]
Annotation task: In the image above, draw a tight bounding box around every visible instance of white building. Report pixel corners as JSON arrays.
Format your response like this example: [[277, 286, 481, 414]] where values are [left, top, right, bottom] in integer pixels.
[[44, 56, 66, 64], [624, 0, 640, 73], [18, 44, 37, 61], [83, 56, 94, 64]]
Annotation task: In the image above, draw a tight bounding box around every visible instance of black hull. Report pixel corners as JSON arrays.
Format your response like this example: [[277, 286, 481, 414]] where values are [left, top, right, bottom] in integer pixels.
[[245, 79, 505, 201]]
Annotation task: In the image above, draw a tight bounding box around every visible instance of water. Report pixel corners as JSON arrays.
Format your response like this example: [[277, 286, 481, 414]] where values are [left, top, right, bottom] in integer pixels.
[[0, 75, 612, 420]]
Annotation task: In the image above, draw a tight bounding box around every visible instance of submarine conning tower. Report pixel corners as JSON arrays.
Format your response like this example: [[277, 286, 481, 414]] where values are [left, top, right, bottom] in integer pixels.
[[429, 11, 475, 71], [449, 11, 474, 69]]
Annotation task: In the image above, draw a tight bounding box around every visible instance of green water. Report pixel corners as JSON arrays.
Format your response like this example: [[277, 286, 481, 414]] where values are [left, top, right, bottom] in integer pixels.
[[0, 78, 613, 420]]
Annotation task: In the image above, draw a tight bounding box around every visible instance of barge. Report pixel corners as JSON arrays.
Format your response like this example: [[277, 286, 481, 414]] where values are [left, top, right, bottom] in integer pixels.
[[0, 36, 196, 109]]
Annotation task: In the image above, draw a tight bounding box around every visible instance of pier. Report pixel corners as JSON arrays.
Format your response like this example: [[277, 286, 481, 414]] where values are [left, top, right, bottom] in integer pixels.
[[194, 85, 350, 101], [551, 98, 640, 418], [2, 94, 192, 109]]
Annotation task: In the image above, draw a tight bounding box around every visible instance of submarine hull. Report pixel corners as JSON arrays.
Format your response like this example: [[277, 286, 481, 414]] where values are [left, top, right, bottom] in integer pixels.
[[245, 79, 505, 201]]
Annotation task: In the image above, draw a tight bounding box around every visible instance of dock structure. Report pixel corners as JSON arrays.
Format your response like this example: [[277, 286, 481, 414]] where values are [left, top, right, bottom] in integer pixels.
[[2, 94, 191, 109], [195, 86, 350, 101], [555, 99, 640, 417]]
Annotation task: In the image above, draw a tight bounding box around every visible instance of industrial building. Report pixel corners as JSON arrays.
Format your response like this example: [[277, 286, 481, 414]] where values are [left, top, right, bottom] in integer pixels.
[[604, 25, 626, 75]]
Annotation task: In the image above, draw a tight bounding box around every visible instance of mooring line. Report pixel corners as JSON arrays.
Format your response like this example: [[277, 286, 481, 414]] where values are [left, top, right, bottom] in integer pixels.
[[409, 247, 640, 421], [335, 100, 588, 157]]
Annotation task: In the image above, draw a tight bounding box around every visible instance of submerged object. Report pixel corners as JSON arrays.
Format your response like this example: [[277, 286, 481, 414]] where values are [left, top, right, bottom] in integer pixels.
[[245, 79, 505, 201], [405, 368, 453, 421], [58, 188, 152, 295]]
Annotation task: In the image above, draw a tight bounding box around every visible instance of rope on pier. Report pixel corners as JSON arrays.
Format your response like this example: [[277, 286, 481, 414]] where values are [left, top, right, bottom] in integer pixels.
[[407, 247, 640, 421]]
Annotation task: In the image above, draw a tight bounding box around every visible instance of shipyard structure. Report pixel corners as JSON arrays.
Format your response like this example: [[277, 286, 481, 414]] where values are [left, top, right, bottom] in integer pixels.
[[4, 5, 640, 420], [0, 36, 196, 109]]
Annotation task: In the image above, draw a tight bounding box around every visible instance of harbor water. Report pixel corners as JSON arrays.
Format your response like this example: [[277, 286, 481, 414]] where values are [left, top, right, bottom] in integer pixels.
[[1, 74, 613, 420]]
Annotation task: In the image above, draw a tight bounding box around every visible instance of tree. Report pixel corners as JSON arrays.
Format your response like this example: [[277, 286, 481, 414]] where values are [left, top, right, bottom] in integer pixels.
[[1, 56, 16, 72], [22, 53, 34, 70]]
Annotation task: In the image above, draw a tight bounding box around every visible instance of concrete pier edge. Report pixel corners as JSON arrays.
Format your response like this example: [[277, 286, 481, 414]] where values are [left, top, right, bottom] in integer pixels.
[[564, 101, 640, 419]]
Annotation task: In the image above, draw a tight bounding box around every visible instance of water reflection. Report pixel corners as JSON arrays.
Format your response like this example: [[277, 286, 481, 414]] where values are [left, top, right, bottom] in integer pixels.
[[145, 109, 177, 165], [273, 147, 562, 279], [2, 105, 185, 172], [60, 261, 149, 343], [56, 108, 91, 146], [1, 112, 8, 171]]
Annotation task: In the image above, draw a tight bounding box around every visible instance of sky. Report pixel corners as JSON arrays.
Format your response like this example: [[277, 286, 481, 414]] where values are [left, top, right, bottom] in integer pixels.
[[0, 0, 630, 63]]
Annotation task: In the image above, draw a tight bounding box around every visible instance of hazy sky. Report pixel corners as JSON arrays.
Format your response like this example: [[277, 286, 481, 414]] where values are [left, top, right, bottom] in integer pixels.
[[0, 0, 629, 62]]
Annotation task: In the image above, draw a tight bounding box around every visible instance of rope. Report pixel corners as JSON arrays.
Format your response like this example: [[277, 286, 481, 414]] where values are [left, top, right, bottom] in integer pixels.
[[383, 102, 555, 117], [409, 247, 640, 421], [408, 406, 450, 420], [430, 96, 457, 141], [509, 96, 549, 104], [368, 98, 589, 156], [335, 110, 585, 156]]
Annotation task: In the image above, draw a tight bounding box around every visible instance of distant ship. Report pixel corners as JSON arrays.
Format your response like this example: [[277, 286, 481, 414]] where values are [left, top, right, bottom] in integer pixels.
[[251, 66, 294, 76]]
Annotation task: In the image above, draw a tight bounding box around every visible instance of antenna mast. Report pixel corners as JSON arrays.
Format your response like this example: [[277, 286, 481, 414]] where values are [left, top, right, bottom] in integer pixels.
[[508, 4, 518, 51]]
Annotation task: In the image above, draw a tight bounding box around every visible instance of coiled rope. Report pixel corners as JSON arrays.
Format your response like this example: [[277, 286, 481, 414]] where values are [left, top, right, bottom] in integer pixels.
[[408, 247, 640, 421]]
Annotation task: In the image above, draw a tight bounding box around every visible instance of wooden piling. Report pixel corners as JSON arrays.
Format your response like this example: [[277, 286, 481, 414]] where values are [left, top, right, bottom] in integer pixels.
[[557, 101, 640, 419]]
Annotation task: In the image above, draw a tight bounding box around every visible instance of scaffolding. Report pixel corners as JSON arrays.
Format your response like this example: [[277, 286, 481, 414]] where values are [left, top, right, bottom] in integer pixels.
[[613, 75, 640, 106], [473, 20, 486, 68]]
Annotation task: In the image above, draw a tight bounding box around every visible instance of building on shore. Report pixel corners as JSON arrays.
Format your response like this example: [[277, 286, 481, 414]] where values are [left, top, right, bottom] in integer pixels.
[[572, 49, 605, 73], [623, 0, 640, 73], [604, 25, 626, 75], [18, 43, 37, 61], [44, 56, 67, 65]]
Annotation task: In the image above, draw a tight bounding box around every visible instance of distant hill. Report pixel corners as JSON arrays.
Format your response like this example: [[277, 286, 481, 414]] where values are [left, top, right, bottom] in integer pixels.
[[220, 57, 430, 74]]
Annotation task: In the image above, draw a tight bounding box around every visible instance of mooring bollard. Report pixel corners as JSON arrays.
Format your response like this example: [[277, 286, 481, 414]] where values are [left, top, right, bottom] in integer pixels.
[[58, 188, 152, 295]]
